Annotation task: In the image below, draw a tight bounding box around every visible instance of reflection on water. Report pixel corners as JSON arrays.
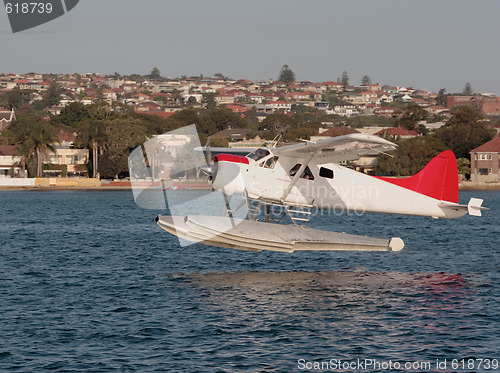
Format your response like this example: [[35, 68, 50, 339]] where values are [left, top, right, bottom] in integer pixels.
[[181, 271, 492, 362]]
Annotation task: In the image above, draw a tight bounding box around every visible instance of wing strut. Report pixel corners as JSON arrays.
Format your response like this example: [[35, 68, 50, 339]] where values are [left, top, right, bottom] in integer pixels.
[[280, 151, 316, 202]]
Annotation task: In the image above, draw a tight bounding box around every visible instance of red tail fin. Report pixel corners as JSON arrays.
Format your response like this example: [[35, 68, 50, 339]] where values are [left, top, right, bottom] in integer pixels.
[[376, 150, 459, 203]]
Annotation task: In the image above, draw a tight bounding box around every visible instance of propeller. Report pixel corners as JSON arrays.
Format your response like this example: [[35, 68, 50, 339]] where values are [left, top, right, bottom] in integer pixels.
[[200, 138, 213, 178]]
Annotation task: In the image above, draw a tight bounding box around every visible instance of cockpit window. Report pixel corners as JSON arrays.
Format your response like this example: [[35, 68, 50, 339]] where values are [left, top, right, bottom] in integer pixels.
[[289, 164, 315, 180], [247, 148, 270, 161]]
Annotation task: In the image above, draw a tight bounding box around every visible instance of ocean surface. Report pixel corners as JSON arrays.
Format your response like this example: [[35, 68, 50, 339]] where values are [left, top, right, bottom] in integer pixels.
[[0, 190, 498, 372]]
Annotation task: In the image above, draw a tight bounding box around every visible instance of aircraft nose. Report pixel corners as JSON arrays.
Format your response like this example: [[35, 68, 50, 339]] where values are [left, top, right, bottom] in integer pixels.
[[210, 154, 247, 195]]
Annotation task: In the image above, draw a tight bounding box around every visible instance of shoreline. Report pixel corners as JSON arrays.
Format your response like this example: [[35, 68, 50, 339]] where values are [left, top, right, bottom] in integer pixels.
[[1, 182, 499, 192]]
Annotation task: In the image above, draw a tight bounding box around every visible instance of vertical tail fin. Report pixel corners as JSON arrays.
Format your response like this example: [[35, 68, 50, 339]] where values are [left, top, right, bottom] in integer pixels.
[[376, 150, 459, 203]]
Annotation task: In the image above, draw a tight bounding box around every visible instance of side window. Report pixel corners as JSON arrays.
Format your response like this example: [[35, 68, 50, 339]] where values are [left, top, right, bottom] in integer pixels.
[[289, 164, 301, 176], [289, 164, 315, 180], [264, 156, 279, 169], [319, 167, 334, 179]]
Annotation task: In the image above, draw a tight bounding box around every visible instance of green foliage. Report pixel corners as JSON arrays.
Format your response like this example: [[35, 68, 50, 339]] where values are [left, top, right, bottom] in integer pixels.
[[278, 65, 295, 84], [244, 107, 259, 124], [346, 115, 396, 128], [284, 126, 319, 142], [209, 135, 229, 147], [361, 75, 371, 85], [323, 91, 349, 107], [376, 136, 447, 176], [434, 106, 495, 158], [150, 67, 161, 80], [99, 118, 148, 179], [436, 88, 447, 106], [398, 105, 428, 130], [214, 73, 227, 80], [201, 92, 217, 109], [52, 102, 90, 128], [462, 82, 473, 96], [153, 95, 168, 104], [43, 79, 64, 107], [457, 157, 471, 175], [201, 108, 248, 132], [1, 87, 32, 109], [6, 115, 57, 177], [261, 113, 297, 135], [341, 71, 349, 86]]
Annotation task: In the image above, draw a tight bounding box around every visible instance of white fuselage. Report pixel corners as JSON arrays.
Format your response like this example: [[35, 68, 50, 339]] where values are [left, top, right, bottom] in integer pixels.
[[212, 152, 467, 219]]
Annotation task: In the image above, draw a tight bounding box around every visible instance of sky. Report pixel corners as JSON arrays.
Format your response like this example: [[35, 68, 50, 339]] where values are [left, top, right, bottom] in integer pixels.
[[1, 0, 499, 94]]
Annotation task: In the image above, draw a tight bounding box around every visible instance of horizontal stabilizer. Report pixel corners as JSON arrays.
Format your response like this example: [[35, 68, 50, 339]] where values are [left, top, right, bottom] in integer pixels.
[[468, 198, 488, 217], [438, 198, 488, 218]]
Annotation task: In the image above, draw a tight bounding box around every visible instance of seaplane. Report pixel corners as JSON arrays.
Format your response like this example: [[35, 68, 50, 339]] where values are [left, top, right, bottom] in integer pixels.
[[129, 126, 487, 253]]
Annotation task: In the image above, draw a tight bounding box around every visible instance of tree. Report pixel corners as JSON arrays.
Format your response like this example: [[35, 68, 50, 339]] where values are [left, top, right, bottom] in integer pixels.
[[52, 102, 90, 128], [434, 106, 495, 158], [214, 73, 227, 80], [201, 92, 217, 109], [361, 75, 371, 85], [376, 136, 447, 176], [150, 67, 161, 80], [99, 118, 148, 179], [202, 108, 248, 132], [398, 105, 428, 131], [462, 82, 473, 96], [457, 158, 471, 176], [43, 79, 64, 107], [75, 120, 107, 178], [8, 116, 57, 177], [261, 113, 297, 136], [187, 96, 198, 106], [436, 88, 447, 106], [341, 71, 349, 87], [278, 64, 295, 84], [1, 87, 32, 109]]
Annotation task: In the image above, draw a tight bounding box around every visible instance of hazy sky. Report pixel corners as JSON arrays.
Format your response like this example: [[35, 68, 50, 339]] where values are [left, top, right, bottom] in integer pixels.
[[1, 0, 499, 94]]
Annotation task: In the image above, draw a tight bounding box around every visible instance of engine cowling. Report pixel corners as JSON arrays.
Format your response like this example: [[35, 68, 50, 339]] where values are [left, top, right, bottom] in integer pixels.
[[211, 154, 248, 196]]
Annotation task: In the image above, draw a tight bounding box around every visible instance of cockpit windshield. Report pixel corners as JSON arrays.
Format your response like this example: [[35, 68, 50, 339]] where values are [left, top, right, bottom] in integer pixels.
[[247, 148, 270, 161]]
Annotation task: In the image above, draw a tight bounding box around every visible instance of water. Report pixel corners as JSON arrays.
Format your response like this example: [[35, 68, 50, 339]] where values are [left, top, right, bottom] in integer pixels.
[[0, 190, 498, 372]]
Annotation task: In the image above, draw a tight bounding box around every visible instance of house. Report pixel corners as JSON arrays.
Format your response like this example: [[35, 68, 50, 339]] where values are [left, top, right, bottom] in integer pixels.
[[425, 105, 449, 116], [265, 101, 292, 113], [43, 131, 89, 177], [333, 104, 360, 117], [373, 106, 400, 117], [470, 137, 500, 182], [0, 145, 24, 177], [0, 108, 16, 131], [321, 81, 343, 92], [447, 95, 500, 116], [135, 101, 162, 112], [225, 104, 248, 113], [210, 128, 256, 142]]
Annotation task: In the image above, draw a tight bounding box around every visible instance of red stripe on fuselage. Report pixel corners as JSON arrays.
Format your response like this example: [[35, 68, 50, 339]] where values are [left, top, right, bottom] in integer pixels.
[[212, 154, 250, 164]]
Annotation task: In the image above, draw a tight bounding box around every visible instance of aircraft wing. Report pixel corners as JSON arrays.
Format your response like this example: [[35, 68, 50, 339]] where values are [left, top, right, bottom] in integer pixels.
[[195, 146, 257, 157], [271, 133, 397, 162]]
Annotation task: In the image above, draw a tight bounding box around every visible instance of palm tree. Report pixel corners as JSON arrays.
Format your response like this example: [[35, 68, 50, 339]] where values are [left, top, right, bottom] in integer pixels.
[[9, 117, 57, 177], [75, 120, 107, 178]]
